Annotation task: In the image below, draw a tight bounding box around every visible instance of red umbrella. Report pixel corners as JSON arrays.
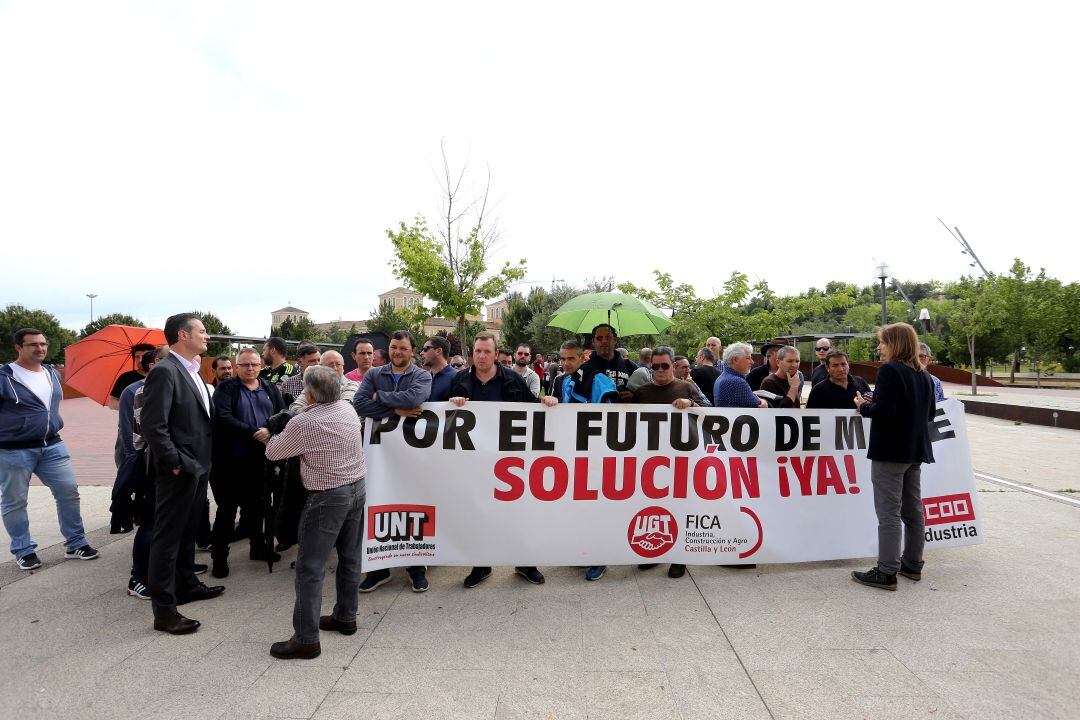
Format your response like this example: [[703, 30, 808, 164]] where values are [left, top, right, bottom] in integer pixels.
[[64, 325, 167, 405]]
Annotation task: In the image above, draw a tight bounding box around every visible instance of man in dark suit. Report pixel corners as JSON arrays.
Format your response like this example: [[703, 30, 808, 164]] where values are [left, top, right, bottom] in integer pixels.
[[141, 313, 225, 634]]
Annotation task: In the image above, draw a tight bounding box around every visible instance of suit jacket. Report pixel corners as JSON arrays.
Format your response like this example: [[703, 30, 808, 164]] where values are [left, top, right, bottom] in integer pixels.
[[141, 352, 214, 477], [858, 361, 936, 464]]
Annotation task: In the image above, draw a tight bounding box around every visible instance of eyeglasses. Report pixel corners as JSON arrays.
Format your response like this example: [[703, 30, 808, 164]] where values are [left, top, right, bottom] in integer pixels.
[[919, 354, 931, 359], [651, 363, 671, 371], [451, 362, 465, 368], [421, 346, 434, 352], [237, 363, 261, 369], [815, 346, 832, 352]]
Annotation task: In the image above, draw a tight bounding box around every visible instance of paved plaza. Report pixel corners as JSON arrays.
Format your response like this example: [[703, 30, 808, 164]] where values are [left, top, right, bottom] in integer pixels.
[[1, 399, 1077, 719]]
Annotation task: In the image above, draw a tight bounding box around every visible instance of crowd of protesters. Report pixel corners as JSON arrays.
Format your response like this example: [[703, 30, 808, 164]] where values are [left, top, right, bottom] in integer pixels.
[[0, 316, 939, 657]]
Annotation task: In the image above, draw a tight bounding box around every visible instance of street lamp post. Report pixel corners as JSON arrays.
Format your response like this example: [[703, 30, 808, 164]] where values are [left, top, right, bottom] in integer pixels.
[[875, 262, 889, 328], [86, 293, 98, 327]]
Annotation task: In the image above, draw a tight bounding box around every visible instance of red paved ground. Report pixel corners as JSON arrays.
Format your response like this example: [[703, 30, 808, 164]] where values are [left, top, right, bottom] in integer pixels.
[[46, 397, 119, 486]]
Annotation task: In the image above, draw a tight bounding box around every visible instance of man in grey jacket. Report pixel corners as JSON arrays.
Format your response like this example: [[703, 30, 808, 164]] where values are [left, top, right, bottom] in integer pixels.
[[352, 329, 432, 593]]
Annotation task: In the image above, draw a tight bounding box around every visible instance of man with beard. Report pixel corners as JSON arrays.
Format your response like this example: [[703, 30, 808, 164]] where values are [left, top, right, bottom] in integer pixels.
[[211, 355, 233, 387], [354, 330, 432, 593], [260, 336, 298, 390], [512, 344, 541, 398], [280, 343, 321, 405]]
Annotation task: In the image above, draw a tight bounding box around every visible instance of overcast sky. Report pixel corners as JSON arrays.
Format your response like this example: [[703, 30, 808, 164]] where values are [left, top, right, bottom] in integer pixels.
[[2, 2, 1077, 337]]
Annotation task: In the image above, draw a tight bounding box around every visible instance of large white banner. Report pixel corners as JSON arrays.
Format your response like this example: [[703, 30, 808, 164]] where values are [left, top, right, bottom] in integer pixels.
[[362, 399, 982, 570]]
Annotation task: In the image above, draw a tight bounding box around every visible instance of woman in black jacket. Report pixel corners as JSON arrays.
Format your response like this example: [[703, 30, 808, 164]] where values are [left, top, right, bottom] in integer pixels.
[[852, 323, 936, 591]]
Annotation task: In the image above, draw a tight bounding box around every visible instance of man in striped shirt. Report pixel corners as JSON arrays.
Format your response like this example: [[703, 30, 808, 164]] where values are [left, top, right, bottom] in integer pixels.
[[262, 366, 366, 660]]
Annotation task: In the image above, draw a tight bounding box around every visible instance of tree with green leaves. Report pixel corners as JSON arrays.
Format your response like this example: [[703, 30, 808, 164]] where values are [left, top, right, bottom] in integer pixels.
[[387, 146, 526, 354], [190, 310, 234, 356], [0, 304, 75, 365], [79, 313, 144, 338], [366, 300, 424, 338]]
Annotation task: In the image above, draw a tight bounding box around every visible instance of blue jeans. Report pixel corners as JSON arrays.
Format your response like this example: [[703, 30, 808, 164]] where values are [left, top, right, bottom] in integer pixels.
[[293, 481, 365, 643], [0, 442, 87, 559]]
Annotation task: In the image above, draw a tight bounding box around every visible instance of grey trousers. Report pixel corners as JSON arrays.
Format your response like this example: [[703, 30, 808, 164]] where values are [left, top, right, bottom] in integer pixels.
[[292, 481, 365, 643], [870, 461, 925, 575]]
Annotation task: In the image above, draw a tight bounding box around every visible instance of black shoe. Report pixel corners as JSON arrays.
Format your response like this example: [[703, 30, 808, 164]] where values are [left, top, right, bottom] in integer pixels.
[[668, 564, 686, 579], [64, 545, 100, 560], [463, 567, 492, 588], [196, 542, 213, 553], [319, 615, 358, 636], [637, 563, 657, 570], [16, 553, 42, 571], [851, 566, 897, 591], [194, 563, 207, 575], [275, 541, 294, 553], [250, 547, 281, 563], [359, 569, 392, 593], [270, 637, 321, 660], [154, 613, 200, 635], [721, 564, 757, 569], [212, 560, 230, 579], [177, 583, 226, 605], [898, 562, 922, 581], [515, 566, 545, 585]]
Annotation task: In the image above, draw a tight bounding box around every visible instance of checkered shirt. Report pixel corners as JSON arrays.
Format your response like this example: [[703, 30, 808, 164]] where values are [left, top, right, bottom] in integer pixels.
[[280, 372, 306, 402], [264, 399, 365, 491]]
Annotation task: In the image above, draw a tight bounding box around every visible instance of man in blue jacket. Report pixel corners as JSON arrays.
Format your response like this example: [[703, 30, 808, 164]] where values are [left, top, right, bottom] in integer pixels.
[[1, 328, 97, 571], [353, 329, 432, 593]]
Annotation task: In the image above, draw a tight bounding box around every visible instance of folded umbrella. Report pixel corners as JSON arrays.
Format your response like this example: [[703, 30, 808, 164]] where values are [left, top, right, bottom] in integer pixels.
[[64, 325, 167, 405]]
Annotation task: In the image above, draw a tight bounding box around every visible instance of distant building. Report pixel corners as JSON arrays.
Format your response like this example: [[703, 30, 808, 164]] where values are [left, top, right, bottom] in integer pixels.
[[378, 287, 424, 312], [271, 305, 309, 327], [486, 299, 509, 325]]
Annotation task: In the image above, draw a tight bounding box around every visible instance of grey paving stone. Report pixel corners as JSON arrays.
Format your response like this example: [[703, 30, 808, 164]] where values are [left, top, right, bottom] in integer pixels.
[[582, 670, 680, 720]]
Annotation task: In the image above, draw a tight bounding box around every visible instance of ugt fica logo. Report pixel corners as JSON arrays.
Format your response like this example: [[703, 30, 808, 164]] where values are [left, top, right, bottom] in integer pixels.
[[366, 504, 436, 542], [627, 506, 678, 558]]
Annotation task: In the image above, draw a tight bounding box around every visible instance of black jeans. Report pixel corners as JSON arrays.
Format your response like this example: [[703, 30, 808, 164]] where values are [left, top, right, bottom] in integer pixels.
[[292, 481, 365, 643], [209, 456, 266, 561]]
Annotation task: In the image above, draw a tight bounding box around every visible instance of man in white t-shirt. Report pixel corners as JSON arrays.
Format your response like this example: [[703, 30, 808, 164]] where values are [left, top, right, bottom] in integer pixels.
[[0, 328, 97, 571]]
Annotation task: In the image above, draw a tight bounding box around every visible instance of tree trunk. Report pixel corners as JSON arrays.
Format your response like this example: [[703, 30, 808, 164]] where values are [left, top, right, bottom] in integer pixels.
[[1010, 349, 1019, 384], [968, 334, 977, 396]]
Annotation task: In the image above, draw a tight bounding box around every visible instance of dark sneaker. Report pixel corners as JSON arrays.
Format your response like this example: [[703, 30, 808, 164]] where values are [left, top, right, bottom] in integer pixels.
[[515, 566, 545, 585], [212, 560, 230, 579], [64, 545, 100, 560], [463, 566, 492, 588], [127, 577, 151, 599], [408, 569, 429, 593], [637, 563, 657, 570], [359, 569, 392, 593], [585, 565, 607, 582], [668, 564, 686, 579], [898, 562, 922, 581], [270, 637, 321, 660], [194, 563, 207, 575], [851, 566, 897, 591], [16, 553, 42, 571]]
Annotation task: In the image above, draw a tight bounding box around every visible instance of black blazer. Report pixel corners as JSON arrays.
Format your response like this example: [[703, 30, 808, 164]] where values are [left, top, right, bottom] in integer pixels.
[[859, 361, 936, 464], [212, 377, 285, 459], [141, 352, 214, 477]]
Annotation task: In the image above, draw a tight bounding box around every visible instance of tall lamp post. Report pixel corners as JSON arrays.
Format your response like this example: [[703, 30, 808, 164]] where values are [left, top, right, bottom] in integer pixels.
[[86, 293, 98, 327], [875, 262, 889, 328]]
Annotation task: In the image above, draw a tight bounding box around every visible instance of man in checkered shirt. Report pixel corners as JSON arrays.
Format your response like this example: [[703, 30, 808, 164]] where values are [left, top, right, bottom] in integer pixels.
[[278, 343, 321, 405], [261, 365, 366, 660]]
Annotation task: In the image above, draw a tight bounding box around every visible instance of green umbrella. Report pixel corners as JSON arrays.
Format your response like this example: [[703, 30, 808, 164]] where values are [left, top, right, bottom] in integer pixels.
[[547, 292, 674, 336]]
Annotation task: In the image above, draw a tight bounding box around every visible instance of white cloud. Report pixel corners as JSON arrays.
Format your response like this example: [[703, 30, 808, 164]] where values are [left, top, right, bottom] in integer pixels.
[[1, 1, 1077, 336]]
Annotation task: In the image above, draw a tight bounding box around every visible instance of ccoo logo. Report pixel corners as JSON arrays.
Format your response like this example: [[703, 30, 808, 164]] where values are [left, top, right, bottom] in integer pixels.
[[627, 506, 678, 558]]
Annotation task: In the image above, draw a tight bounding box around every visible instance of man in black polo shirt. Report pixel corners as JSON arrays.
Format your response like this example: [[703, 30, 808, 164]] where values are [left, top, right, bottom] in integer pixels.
[[448, 332, 544, 588], [583, 324, 637, 401], [806, 350, 870, 410]]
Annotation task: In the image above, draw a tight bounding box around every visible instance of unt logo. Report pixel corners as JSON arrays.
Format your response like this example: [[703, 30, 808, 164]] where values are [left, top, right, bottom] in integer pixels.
[[627, 506, 678, 558], [367, 504, 436, 542]]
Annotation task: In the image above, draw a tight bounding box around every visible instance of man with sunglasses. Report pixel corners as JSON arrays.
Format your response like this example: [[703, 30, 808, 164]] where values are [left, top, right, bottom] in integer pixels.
[[811, 337, 833, 386], [421, 336, 457, 402], [449, 355, 466, 371], [633, 346, 704, 580]]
